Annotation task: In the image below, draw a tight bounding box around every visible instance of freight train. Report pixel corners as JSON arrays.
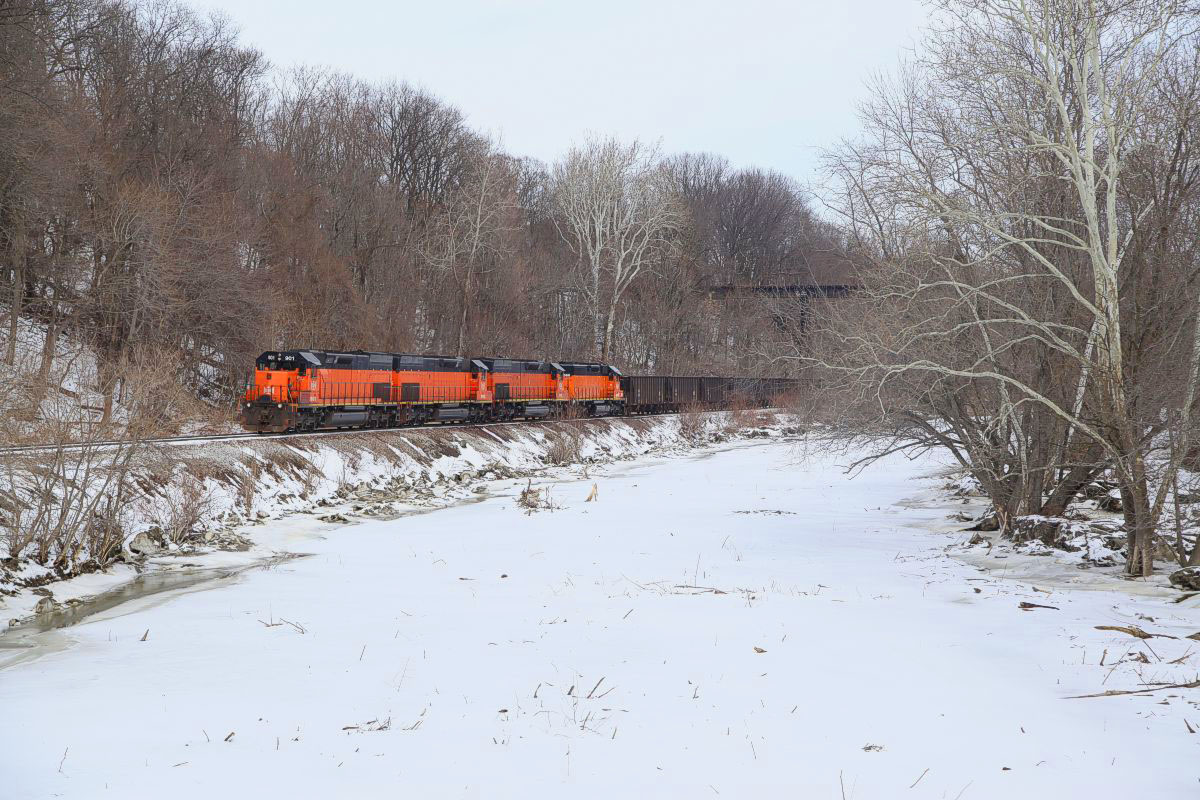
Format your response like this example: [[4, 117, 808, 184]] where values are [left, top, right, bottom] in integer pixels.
[[238, 349, 797, 434]]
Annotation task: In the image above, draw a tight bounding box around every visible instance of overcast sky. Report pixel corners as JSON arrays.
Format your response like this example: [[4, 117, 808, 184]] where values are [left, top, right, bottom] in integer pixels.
[[188, 0, 929, 183]]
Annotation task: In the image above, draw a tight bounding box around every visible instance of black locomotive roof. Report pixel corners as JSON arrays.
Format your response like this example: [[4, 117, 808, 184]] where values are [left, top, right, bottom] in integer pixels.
[[303, 351, 471, 372], [258, 350, 620, 375], [477, 358, 554, 374], [476, 358, 620, 376], [554, 361, 621, 376]]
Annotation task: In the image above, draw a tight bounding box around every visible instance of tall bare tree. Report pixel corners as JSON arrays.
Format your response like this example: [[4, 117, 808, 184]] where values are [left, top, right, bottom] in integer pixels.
[[815, 0, 1200, 575], [551, 136, 681, 360], [420, 145, 517, 356]]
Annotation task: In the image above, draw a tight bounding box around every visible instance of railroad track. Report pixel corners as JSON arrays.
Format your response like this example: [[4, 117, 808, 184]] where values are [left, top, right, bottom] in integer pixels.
[[0, 411, 694, 456]]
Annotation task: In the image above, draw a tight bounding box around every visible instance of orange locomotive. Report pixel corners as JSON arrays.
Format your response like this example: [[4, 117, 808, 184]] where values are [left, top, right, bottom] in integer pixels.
[[239, 350, 624, 433]]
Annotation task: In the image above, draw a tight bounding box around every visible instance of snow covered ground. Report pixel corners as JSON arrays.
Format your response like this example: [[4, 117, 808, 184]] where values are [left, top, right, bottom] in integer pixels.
[[2, 439, 1198, 798]]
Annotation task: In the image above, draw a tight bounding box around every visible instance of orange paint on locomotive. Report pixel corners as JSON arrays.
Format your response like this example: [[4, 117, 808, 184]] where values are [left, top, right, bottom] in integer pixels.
[[565, 374, 621, 401], [488, 371, 557, 401]]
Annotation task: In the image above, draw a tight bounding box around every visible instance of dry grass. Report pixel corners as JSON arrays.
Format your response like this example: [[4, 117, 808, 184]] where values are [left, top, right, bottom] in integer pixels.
[[517, 480, 559, 514], [146, 474, 218, 544], [545, 430, 583, 466], [677, 405, 708, 441]]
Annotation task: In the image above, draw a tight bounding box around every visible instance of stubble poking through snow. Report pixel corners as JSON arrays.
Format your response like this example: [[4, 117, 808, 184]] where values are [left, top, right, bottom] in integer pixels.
[[2, 440, 1198, 798]]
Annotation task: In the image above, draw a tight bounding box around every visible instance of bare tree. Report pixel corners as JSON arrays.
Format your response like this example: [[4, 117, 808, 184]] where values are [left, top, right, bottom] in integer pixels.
[[815, 0, 1200, 575], [419, 145, 516, 356], [551, 136, 682, 360]]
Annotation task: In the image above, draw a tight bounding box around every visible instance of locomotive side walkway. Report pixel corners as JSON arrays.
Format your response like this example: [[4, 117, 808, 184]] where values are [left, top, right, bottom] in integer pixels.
[[3, 440, 1198, 798]]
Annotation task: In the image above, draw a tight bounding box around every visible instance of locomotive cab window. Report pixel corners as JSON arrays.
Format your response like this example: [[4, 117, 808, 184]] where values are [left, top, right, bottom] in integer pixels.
[[257, 352, 301, 370]]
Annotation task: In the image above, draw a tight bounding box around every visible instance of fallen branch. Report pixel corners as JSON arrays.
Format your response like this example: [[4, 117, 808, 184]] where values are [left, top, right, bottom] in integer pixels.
[[1095, 625, 1177, 640]]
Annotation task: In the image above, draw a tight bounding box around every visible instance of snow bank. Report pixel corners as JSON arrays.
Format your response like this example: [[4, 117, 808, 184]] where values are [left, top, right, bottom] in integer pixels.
[[1, 411, 799, 629]]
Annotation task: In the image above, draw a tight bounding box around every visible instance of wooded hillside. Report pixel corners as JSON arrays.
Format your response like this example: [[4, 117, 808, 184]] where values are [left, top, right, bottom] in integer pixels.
[[0, 0, 843, 421]]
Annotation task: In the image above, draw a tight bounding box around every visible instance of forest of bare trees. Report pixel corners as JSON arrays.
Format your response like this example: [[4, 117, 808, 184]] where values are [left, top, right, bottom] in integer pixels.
[[0, 0, 838, 428], [809, 0, 1200, 576]]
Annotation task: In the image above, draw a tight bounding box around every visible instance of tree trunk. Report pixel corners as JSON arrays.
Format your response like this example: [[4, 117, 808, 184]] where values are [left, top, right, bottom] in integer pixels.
[[455, 267, 471, 358], [601, 298, 618, 363], [591, 258, 603, 360], [1040, 458, 1103, 517], [1123, 461, 1154, 577], [38, 292, 59, 386], [593, 312, 604, 361], [6, 260, 22, 366], [98, 355, 116, 428]]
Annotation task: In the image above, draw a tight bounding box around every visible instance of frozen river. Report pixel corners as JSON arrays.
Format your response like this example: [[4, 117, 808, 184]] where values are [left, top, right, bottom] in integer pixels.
[[3, 439, 1197, 798]]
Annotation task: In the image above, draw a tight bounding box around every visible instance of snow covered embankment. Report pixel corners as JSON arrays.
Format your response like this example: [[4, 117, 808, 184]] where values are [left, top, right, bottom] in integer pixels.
[[1, 411, 797, 630], [938, 473, 1200, 594]]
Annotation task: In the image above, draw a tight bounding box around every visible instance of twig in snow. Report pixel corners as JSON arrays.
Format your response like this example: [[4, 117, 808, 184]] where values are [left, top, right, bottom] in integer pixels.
[[140, 629, 149, 641], [343, 717, 391, 732], [224, 731, 235, 742], [908, 768, 929, 788], [280, 618, 306, 634], [1018, 602, 1058, 611], [1065, 679, 1200, 699], [57, 747, 68, 774], [586, 677, 605, 699], [1168, 649, 1193, 665], [359, 645, 366, 661], [621, 573, 647, 590]]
